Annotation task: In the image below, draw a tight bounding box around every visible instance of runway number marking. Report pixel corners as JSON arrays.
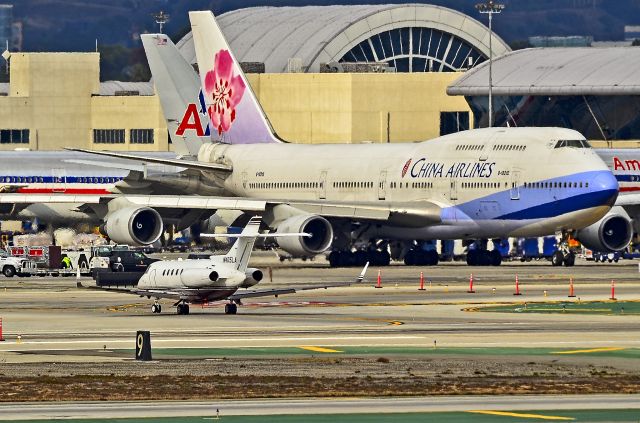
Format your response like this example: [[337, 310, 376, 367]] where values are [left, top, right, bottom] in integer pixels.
[[468, 411, 574, 420], [298, 346, 343, 353], [552, 347, 626, 355]]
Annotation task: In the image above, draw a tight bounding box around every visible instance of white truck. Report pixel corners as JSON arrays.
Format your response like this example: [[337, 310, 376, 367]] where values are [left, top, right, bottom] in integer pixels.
[[0, 250, 33, 277]]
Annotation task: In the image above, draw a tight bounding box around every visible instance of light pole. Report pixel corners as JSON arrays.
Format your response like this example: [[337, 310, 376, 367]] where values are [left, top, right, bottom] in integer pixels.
[[475, 0, 504, 128], [152, 10, 170, 34]]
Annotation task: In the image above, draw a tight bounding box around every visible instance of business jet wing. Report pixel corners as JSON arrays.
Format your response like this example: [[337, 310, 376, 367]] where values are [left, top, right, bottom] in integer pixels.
[[65, 148, 232, 173], [228, 262, 369, 301]]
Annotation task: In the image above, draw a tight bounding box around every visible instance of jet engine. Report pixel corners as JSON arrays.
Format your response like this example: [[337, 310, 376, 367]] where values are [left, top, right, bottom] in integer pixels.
[[102, 207, 163, 246], [240, 268, 263, 288], [275, 214, 333, 256], [575, 207, 633, 252]]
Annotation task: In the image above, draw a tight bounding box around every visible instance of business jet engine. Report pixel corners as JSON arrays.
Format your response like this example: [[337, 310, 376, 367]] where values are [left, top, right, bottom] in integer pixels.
[[575, 207, 633, 252], [102, 207, 163, 246], [240, 268, 264, 288], [275, 214, 333, 256]]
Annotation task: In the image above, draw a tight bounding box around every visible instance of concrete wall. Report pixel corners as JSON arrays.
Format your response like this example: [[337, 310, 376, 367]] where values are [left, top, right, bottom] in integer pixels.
[[249, 72, 471, 144], [0, 52, 168, 152]]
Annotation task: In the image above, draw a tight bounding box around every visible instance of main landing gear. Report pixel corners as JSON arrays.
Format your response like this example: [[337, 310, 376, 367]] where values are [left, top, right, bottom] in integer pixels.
[[328, 249, 390, 267], [224, 302, 238, 315], [466, 249, 502, 266], [551, 250, 575, 267], [403, 249, 439, 266], [174, 301, 190, 315], [151, 300, 162, 314], [552, 231, 576, 267]]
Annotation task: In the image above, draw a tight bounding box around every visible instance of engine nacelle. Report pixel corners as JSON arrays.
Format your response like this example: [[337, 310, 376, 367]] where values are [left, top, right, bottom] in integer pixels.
[[102, 207, 163, 246], [240, 268, 263, 288], [575, 207, 633, 252], [275, 214, 333, 256]]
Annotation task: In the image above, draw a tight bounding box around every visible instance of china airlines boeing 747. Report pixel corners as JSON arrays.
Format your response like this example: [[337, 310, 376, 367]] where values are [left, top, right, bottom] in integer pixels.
[[3, 11, 618, 268]]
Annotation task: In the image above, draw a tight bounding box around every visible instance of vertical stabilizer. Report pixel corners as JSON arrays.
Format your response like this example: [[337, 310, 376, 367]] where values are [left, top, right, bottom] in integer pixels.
[[141, 34, 207, 157], [189, 11, 281, 144], [223, 216, 262, 272]]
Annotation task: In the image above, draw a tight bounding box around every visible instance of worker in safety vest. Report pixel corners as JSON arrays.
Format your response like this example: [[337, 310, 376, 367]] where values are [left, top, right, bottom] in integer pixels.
[[61, 256, 73, 269]]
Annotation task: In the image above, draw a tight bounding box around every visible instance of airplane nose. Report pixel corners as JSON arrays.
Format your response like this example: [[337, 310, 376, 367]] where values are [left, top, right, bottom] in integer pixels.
[[593, 171, 618, 207]]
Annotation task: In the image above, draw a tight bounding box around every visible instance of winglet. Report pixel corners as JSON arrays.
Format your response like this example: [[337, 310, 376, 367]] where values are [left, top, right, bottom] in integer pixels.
[[356, 262, 370, 283]]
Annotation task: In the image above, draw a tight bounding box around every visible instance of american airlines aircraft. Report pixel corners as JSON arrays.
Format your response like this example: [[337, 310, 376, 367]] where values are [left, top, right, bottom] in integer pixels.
[[0, 47, 221, 235], [112, 216, 368, 315], [1, 11, 619, 268]]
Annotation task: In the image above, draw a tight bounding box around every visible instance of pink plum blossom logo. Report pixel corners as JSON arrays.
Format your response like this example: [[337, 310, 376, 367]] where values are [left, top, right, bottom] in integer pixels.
[[401, 159, 412, 178], [204, 49, 246, 135]]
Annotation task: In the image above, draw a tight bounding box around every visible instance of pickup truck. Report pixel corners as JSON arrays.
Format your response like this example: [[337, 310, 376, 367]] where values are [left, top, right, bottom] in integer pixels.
[[0, 250, 31, 277]]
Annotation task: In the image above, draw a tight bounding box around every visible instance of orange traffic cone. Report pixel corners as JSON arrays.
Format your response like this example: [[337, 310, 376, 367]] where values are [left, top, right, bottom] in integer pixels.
[[418, 271, 425, 291], [467, 273, 475, 293], [513, 274, 522, 296], [568, 277, 576, 298], [375, 269, 382, 288]]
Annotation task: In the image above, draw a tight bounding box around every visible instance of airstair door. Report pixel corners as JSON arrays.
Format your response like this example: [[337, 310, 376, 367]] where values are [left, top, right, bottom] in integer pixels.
[[378, 170, 387, 200]]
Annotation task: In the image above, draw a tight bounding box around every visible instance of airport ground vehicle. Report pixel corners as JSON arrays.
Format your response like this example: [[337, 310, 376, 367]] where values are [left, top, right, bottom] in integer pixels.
[[0, 250, 32, 277], [90, 245, 159, 279]]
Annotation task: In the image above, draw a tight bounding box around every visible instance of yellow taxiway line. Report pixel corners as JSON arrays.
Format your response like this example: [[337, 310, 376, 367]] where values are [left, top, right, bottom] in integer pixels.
[[298, 346, 343, 353], [468, 410, 574, 420], [552, 347, 626, 354]]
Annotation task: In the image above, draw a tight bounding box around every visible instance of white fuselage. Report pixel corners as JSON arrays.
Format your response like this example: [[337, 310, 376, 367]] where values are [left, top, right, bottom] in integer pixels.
[[137, 257, 245, 303], [198, 127, 618, 239]]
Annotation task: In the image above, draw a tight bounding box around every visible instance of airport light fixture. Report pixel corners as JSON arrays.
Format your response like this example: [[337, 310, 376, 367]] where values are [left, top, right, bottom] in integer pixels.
[[475, 0, 505, 128], [153, 10, 170, 34]]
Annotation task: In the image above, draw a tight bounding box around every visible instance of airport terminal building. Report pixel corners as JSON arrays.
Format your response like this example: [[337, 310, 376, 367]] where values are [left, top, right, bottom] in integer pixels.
[[0, 4, 638, 152], [0, 4, 503, 151]]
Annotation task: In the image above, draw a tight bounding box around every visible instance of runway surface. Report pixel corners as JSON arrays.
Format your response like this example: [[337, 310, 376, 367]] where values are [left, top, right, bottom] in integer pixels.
[[2, 395, 640, 420], [1, 257, 639, 418], [1, 259, 639, 356]]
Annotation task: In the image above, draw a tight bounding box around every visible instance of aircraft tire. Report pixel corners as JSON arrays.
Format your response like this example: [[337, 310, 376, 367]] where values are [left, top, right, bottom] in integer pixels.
[[490, 250, 502, 266], [427, 250, 439, 266], [466, 250, 478, 266], [225, 303, 237, 315], [328, 251, 341, 268], [551, 251, 564, 267], [404, 250, 416, 266], [563, 253, 575, 267]]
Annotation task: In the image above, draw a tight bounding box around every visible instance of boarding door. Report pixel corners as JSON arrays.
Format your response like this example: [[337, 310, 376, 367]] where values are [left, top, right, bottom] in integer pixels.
[[149, 269, 157, 287], [449, 178, 458, 201], [241, 172, 248, 191], [510, 169, 521, 200], [52, 168, 67, 193], [378, 170, 387, 200], [319, 171, 327, 199]]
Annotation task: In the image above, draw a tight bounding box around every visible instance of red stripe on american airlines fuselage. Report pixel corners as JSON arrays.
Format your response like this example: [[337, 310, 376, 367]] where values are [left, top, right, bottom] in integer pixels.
[[17, 188, 112, 194], [619, 187, 640, 192]]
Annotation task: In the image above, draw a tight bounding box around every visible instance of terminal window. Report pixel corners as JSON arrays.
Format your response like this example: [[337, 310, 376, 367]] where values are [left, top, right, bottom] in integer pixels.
[[440, 112, 469, 136], [93, 129, 125, 144], [130, 129, 154, 144], [0, 129, 29, 144]]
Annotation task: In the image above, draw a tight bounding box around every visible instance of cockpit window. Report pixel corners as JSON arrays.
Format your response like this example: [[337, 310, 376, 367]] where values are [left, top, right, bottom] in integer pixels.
[[554, 139, 590, 149]]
